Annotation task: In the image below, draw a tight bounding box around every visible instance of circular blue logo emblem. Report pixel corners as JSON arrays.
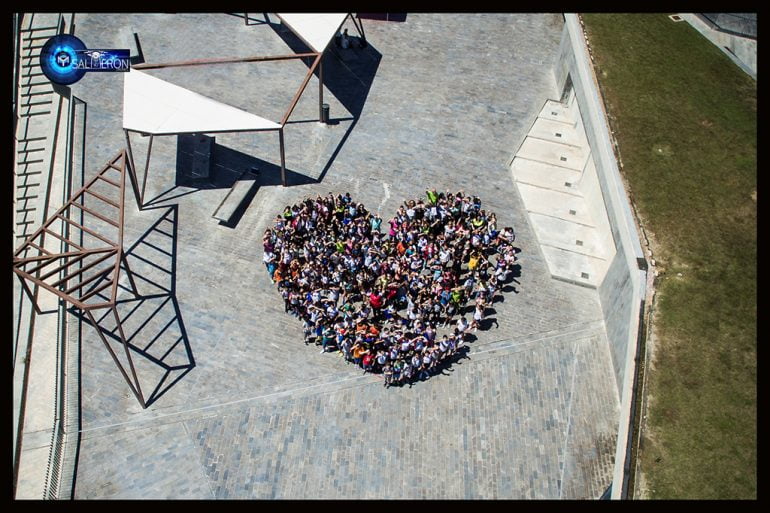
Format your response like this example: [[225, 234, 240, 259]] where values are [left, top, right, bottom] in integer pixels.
[[39, 34, 87, 85]]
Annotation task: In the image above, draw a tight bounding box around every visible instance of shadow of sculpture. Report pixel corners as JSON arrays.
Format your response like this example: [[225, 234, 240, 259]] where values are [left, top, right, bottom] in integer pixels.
[[73, 205, 195, 407], [266, 18, 382, 183]]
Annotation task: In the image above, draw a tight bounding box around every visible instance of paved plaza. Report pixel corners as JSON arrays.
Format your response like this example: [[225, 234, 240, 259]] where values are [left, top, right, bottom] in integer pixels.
[[63, 13, 619, 499]]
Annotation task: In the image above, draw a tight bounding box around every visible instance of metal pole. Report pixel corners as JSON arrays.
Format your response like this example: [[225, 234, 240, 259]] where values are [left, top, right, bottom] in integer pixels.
[[140, 134, 153, 206], [123, 130, 142, 209], [279, 128, 286, 187], [318, 58, 324, 122], [133, 52, 318, 70], [351, 14, 367, 46], [17, 274, 43, 315], [280, 53, 322, 126]]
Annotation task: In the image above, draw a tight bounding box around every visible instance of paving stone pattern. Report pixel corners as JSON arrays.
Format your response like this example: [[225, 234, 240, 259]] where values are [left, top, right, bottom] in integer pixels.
[[65, 13, 619, 499]]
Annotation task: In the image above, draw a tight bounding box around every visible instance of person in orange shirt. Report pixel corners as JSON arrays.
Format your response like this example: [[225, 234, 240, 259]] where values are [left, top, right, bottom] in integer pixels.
[[352, 343, 369, 366]]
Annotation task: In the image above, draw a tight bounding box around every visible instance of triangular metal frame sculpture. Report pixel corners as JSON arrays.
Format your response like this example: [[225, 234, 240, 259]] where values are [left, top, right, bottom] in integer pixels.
[[12, 149, 148, 408]]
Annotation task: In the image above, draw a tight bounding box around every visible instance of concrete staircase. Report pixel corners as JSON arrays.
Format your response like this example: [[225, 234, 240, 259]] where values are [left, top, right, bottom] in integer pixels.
[[511, 91, 615, 288], [13, 13, 78, 500], [14, 13, 64, 252]]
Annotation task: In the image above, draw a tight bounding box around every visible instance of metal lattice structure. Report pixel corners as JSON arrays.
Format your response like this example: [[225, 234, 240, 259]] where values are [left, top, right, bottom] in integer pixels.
[[12, 149, 148, 408], [12, 13, 369, 409]]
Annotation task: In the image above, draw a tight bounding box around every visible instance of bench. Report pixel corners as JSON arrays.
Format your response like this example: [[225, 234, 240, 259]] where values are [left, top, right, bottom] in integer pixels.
[[211, 168, 259, 223]]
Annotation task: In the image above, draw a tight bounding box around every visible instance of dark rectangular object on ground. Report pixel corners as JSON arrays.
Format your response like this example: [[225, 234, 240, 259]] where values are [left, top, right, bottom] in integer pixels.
[[358, 13, 407, 22], [177, 133, 215, 184]]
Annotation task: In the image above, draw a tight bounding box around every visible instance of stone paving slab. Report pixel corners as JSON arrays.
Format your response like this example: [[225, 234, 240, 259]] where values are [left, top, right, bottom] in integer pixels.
[[58, 13, 620, 499], [77, 326, 616, 499]]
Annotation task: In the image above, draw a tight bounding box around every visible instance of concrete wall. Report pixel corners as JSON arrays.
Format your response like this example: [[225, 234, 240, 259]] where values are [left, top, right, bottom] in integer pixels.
[[572, 93, 615, 279], [553, 14, 647, 499], [681, 13, 757, 80]]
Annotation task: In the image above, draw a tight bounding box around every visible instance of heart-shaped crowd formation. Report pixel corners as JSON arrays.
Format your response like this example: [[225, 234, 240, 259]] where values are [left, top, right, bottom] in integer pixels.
[[262, 190, 519, 386]]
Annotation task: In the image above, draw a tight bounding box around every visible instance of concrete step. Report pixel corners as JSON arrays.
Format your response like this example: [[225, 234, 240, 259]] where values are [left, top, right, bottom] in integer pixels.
[[21, 109, 52, 117], [19, 82, 53, 98], [15, 218, 35, 227], [16, 129, 51, 144], [516, 136, 590, 172], [23, 30, 60, 41], [20, 99, 53, 108], [15, 218, 36, 230], [22, 13, 62, 29], [20, 80, 50, 88], [15, 162, 43, 173], [16, 137, 48, 147], [20, 89, 53, 97], [21, 54, 42, 64], [22, 42, 47, 51], [19, 63, 43, 73], [16, 162, 44, 174], [529, 116, 586, 148], [511, 157, 583, 197], [20, 25, 60, 33], [17, 147, 45, 155], [539, 245, 605, 288], [17, 183, 41, 193], [538, 99, 577, 125], [17, 192, 40, 200], [516, 182, 595, 227], [16, 132, 47, 140], [16, 158, 44, 165], [528, 212, 606, 259], [15, 181, 43, 196]]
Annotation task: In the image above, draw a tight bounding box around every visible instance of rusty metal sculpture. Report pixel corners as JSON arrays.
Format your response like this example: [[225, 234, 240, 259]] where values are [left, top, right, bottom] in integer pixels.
[[13, 149, 148, 408]]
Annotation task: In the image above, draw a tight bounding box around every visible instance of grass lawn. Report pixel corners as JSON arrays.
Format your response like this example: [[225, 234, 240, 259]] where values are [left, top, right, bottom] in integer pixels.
[[581, 14, 756, 499]]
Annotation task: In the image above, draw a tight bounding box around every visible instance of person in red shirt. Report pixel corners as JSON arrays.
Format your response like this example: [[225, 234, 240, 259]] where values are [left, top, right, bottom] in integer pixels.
[[369, 291, 383, 309], [362, 352, 374, 373]]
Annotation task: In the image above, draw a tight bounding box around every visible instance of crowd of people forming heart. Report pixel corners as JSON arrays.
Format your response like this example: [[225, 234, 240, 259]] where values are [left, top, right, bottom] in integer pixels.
[[262, 190, 519, 387]]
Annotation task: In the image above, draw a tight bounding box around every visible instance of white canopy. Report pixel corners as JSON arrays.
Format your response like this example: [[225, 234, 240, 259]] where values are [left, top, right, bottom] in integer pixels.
[[276, 13, 349, 53], [122, 69, 282, 135]]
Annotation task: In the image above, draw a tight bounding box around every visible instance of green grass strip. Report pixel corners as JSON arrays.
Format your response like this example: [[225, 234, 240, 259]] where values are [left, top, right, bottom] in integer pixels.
[[581, 13, 756, 499]]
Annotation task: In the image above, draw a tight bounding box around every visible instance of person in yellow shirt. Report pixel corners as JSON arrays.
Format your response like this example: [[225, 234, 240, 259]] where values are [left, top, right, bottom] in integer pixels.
[[468, 252, 480, 272]]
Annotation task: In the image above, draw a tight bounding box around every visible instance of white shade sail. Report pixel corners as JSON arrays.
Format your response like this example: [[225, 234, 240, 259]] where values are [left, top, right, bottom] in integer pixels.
[[122, 69, 282, 135], [276, 13, 349, 53]]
